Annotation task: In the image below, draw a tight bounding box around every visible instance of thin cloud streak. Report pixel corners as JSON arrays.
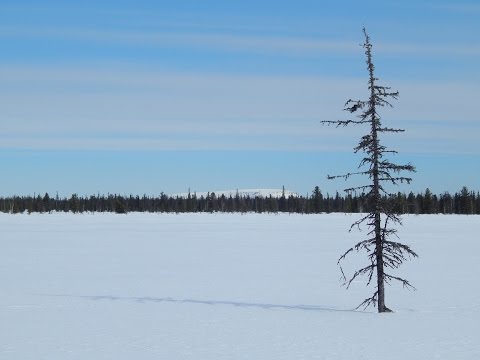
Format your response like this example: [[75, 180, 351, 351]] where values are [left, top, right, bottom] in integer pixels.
[[1, 134, 478, 155], [0, 135, 350, 152], [376, 43, 480, 56], [1, 66, 478, 155], [0, 27, 358, 55], [1, 26, 479, 57], [428, 3, 480, 12]]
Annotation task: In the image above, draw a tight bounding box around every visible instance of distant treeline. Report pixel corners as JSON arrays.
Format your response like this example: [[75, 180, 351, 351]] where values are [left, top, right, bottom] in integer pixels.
[[1, 186, 479, 215]]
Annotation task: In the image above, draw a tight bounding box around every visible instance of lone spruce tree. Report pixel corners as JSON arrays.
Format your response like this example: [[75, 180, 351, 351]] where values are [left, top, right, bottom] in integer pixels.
[[322, 28, 418, 313]]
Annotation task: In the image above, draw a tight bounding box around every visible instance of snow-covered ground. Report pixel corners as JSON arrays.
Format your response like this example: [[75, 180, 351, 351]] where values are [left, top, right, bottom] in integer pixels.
[[1, 213, 479, 359]]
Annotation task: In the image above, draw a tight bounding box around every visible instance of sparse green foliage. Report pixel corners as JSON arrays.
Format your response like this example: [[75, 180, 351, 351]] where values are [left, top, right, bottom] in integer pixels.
[[322, 28, 417, 312]]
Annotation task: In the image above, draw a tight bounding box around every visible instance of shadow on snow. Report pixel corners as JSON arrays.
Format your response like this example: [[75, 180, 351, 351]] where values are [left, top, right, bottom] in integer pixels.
[[38, 293, 368, 313]]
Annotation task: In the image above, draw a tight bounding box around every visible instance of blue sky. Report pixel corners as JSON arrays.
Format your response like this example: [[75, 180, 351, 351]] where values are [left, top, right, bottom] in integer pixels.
[[1, 0, 479, 196]]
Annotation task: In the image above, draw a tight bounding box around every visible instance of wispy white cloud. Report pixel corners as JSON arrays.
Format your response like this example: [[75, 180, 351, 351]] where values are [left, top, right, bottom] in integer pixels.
[[1, 26, 479, 57], [0, 132, 351, 152], [0, 26, 358, 56], [0, 66, 478, 154], [428, 3, 480, 12], [376, 43, 480, 56], [0, 66, 364, 132]]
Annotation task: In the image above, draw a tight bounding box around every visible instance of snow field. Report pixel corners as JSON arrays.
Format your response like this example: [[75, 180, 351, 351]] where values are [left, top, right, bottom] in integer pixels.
[[0, 213, 479, 359]]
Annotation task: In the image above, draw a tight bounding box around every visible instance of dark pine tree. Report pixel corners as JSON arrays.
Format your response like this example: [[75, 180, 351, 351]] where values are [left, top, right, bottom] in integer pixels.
[[312, 186, 324, 213], [322, 28, 418, 313]]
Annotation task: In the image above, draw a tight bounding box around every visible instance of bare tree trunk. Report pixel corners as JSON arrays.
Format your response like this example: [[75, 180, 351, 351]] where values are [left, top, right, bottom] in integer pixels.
[[322, 28, 417, 312], [369, 55, 390, 312], [375, 212, 388, 312]]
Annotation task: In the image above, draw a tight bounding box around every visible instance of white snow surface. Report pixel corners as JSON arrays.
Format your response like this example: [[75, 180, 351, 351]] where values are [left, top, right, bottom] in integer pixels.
[[172, 188, 299, 198], [1, 213, 479, 359]]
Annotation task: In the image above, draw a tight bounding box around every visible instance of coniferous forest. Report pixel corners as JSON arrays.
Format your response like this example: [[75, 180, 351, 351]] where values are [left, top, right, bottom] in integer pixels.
[[1, 186, 479, 215]]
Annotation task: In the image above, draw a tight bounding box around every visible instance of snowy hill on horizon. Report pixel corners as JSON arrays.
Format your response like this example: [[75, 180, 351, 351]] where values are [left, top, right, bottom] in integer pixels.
[[171, 188, 299, 198]]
